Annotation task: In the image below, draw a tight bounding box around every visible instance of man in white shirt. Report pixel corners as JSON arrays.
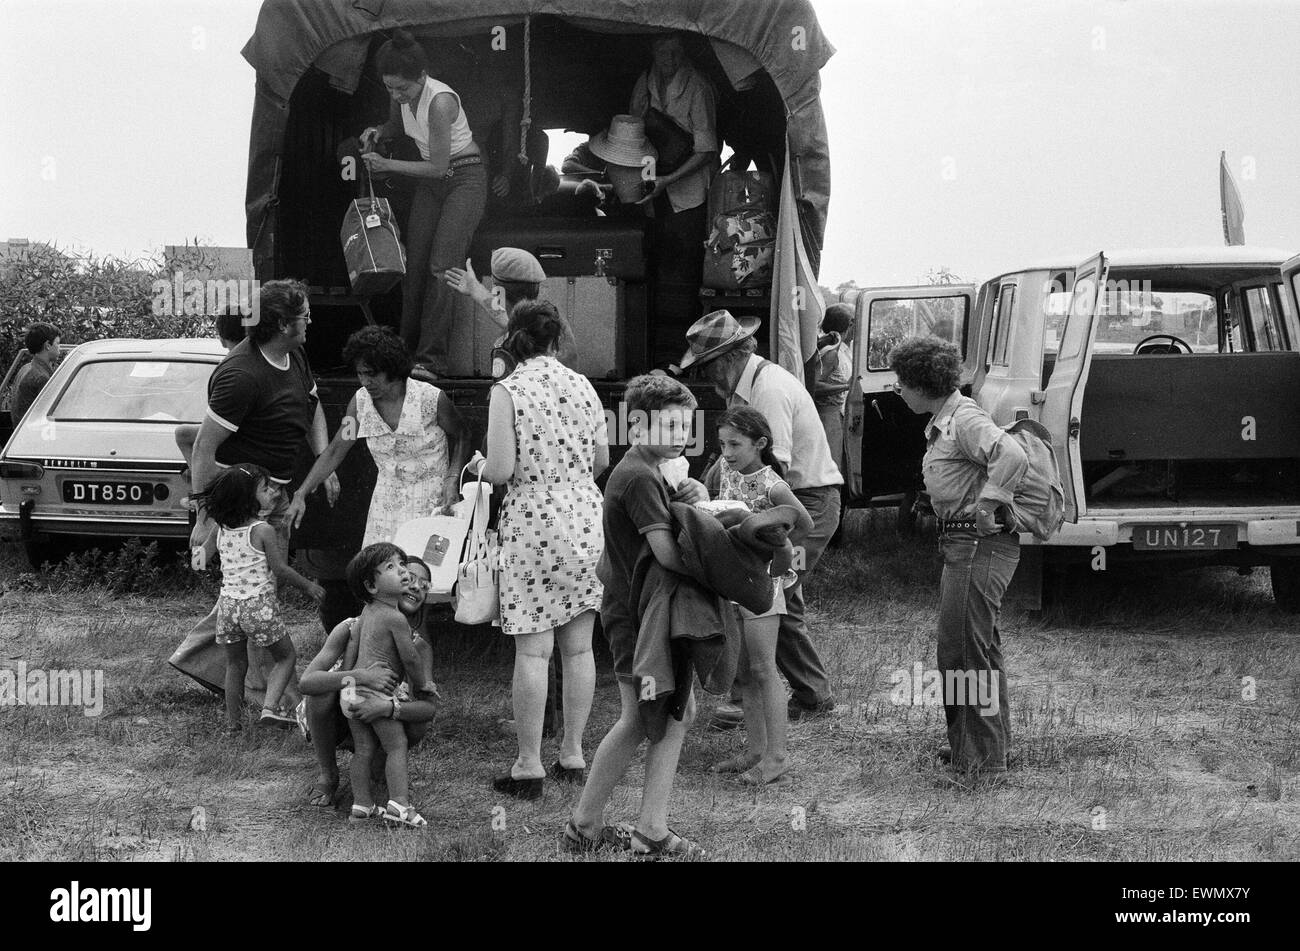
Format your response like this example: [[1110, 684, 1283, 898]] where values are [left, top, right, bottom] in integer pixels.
[[679, 311, 842, 721]]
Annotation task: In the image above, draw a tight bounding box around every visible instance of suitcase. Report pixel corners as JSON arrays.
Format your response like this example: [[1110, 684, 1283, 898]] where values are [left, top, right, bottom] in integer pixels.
[[340, 172, 407, 296], [452, 218, 649, 378]]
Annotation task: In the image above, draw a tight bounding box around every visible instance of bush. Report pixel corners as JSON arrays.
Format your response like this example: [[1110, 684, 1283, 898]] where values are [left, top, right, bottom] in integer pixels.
[[6, 538, 217, 598], [0, 243, 218, 373]]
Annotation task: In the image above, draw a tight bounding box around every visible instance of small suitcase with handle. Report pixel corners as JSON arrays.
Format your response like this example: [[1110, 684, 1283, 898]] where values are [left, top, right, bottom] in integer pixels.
[[340, 170, 406, 296]]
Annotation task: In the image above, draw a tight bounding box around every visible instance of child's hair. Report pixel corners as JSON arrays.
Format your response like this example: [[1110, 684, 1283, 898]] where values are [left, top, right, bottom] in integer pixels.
[[822, 302, 853, 336], [191, 465, 272, 530], [501, 300, 565, 364], [215, 311, 246, 347], [376, 29, 426, 81], [624, 373, 698, 414], [347, 542, 407, 604], [25, 322, 60, 355], [717, 406, 785, 477]]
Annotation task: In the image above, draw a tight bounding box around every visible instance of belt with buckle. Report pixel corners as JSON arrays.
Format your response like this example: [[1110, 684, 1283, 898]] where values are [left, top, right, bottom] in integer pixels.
[[938, 517, 1014, 535], [446, 154, 483, 175]]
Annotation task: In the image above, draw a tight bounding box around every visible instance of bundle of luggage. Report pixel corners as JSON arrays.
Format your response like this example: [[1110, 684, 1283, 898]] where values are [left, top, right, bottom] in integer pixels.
[[702, 158, 776, 291]]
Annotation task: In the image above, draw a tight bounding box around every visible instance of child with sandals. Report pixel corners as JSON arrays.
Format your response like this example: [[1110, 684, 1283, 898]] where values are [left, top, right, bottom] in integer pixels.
[[342, 543, 437, 827]]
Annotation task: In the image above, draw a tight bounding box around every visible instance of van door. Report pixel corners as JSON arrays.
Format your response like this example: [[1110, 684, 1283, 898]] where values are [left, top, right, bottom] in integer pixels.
[[1039, 253, 1108, 522], [843, 284, 974, 503], [1280, 253, 1300, 345]]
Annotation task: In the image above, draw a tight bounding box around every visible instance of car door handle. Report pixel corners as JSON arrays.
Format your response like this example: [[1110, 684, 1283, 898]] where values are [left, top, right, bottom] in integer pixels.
[[1030, 390, 1046, 404]]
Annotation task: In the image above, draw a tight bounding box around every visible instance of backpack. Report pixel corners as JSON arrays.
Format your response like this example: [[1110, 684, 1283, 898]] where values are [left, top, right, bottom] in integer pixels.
[[1000, 419, 1066, 541], [702, 156, 776, 291]]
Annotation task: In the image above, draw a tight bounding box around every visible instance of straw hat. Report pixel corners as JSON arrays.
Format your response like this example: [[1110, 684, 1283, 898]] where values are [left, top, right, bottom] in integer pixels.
[[589, 115, 659, 168], [678, 310, 761, 370]]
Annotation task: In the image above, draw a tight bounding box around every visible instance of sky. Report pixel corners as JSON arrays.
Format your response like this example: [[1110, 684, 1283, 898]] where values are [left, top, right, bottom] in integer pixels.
[[3, 0, 1299, 290]]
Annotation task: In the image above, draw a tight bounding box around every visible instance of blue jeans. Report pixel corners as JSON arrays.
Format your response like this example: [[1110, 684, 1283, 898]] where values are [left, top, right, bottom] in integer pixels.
[[400, 161, 487, 372], [937, 532, 1018, 772]]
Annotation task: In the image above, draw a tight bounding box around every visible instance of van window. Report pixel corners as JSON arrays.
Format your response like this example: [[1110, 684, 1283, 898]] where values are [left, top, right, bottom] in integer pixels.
[[866, 296, 967, 371], [990, 286, 1015, 366], [1243, 285, 1289, 351]]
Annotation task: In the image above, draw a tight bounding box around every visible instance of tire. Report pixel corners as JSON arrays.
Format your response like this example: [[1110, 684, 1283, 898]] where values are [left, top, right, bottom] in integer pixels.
[[23, 534, 71, 570], [1270, 560, 1300, 613]]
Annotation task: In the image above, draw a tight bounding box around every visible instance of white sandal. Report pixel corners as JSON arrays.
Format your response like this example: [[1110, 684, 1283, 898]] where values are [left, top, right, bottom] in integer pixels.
[[349, 803, 384, 822], [382, 800, 427, 828]]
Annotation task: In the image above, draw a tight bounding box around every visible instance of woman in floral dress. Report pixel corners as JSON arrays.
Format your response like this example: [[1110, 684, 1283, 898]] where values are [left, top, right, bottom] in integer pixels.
[[477, 300, 608, 799], [288, 326, 470, 545]]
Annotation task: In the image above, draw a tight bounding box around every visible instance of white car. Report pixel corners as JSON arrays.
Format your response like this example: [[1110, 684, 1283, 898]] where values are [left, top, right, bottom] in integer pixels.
[[0, 338, 225, 566]]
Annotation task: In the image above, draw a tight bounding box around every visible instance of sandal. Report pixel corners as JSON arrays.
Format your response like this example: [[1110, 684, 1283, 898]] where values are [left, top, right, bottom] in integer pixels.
[[258, 707, 297, 730], [630, 827, 705, 860], [382, 800, 428, 828], [560, 817, 632, 854], [348, 803, 384, 823], [307, 780, 338, 808], [549, 761, 586, 784], [492, 772, 543, 801]]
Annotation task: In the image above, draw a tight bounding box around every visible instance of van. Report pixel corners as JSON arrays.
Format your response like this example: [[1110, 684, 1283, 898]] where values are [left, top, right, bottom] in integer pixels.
[[840, 248, 1300, 610]]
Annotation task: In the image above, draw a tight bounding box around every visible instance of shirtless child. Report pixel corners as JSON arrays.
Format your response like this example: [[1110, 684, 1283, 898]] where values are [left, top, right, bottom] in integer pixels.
[[342, 543, 433, 827]]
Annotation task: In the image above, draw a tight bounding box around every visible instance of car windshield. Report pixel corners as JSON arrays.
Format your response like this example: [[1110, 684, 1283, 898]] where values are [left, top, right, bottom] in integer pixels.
[[50, 359, 213, 423], [1044, 289, 1220, 354]]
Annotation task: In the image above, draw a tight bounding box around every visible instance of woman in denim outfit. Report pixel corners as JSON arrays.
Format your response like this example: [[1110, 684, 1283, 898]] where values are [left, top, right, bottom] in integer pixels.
[[889, 337, 1027, 776], [360, 30, 487, 377]]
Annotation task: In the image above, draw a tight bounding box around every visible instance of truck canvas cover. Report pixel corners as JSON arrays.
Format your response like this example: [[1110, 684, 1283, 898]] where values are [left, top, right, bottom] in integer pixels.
[[241, 0, 835, 369]]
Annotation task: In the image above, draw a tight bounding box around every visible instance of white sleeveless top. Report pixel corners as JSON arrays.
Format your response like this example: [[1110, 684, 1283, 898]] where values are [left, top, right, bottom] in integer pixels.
[[401, 77, 474, 161], [217, 521, 275, 600]]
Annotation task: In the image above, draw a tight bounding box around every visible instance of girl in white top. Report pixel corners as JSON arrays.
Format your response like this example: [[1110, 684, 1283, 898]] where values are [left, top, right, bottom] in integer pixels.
[[193, 465, 325, 732], [706, 407, 811, 787], [359, 29, 487, 378]]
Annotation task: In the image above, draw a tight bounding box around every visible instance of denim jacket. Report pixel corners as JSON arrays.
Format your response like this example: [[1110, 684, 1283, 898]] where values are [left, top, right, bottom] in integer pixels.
[[922, 391, 1028, 521]]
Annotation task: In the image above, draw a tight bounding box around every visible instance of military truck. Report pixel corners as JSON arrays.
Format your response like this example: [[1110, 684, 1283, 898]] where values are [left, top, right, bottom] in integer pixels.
[[239, 0, 835, 600]]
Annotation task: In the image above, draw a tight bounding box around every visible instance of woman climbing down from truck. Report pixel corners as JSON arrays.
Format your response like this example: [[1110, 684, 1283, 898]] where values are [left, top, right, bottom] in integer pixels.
[[359, 29, 487, 378]]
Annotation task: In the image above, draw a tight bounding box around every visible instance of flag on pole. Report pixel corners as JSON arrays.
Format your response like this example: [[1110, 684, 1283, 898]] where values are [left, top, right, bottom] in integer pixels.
[[1220, 151, 1245, 246], [771, 142, 825, 382]]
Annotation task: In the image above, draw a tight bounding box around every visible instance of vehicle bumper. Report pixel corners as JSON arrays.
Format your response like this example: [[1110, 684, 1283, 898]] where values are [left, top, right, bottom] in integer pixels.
[[1020, 506, 1300, 562], [0, 504, 190, 540]]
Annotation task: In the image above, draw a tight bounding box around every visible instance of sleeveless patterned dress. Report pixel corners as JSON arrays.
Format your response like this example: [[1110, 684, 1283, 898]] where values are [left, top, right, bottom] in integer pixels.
[[716, 459, 787, 618], [496, 357, 606, 635], [355, 379, 449, 546]]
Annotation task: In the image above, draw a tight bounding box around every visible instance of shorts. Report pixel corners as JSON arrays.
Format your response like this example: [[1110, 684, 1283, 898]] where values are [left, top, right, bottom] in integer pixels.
[[600, 594, 638, 686], [216, 589, 288, 647], [340, 681, 413, 721]]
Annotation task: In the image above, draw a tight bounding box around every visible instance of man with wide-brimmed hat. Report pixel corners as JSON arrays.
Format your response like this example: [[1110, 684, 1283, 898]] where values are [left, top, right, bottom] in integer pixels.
[[680, 310, 842, 724]]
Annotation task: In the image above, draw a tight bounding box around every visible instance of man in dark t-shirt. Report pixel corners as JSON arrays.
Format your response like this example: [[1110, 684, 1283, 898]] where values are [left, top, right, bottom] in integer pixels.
[[190, 280, 334, 550]]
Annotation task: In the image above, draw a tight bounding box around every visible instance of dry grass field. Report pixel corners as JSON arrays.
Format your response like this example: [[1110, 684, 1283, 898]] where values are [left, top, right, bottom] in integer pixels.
[[2, 510, 1298, 862]]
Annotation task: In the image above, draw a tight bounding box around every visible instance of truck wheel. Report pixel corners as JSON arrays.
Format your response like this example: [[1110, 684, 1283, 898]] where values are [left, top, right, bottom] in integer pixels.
[[1270, 561, 1300, 613]]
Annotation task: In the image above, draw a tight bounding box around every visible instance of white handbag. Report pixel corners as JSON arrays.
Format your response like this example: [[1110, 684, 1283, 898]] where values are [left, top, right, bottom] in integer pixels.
[[453, 462, 501, 625], [391, 458, 492, 602]]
